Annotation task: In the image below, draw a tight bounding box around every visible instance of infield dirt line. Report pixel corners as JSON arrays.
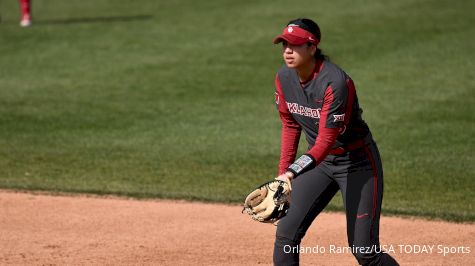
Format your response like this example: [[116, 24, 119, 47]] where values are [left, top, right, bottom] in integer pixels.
[[0, 191, 473, 265]]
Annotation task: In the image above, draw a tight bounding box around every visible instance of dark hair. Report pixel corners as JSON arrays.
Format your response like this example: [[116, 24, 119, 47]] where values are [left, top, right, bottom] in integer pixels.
[[288, 18, 328, 61]]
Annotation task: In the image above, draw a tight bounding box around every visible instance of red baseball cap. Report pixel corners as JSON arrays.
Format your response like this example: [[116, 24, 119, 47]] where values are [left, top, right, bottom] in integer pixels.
[[273, 25, 319, 46]]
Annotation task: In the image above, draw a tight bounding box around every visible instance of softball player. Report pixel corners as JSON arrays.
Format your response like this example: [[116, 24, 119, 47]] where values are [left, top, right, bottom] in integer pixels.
[[19, 0, 32, 27], [272, 18, 399, 266]]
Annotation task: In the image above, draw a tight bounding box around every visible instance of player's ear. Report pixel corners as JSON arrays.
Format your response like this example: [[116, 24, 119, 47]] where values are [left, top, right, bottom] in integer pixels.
[[308, 43, 317, 56]]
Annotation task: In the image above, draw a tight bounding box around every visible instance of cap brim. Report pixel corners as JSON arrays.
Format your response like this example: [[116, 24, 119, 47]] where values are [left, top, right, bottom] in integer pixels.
[[273, 34, 309, 45]]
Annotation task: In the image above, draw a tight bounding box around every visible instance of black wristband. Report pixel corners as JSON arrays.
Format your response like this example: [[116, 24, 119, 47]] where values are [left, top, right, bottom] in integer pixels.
[[287, 154, 316, 177]]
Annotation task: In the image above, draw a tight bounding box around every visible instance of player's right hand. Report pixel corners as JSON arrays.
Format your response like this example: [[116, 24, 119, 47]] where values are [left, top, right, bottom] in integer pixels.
[[275, 172, 294, 191]]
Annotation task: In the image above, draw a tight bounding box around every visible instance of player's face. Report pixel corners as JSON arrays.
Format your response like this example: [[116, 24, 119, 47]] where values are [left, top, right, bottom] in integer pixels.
[[281, 41, 315, 68]]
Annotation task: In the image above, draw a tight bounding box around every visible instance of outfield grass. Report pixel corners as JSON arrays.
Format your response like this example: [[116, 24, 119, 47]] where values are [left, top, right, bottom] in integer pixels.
[[0, 0, 474, 222]]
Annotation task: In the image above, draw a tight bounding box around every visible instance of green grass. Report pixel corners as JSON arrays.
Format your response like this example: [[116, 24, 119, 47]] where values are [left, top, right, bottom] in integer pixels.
[[0, 0, 474, 222]]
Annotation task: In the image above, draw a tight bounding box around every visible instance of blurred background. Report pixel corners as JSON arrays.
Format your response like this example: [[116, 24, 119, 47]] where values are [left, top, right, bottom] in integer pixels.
[[0, 0, 473, 222]]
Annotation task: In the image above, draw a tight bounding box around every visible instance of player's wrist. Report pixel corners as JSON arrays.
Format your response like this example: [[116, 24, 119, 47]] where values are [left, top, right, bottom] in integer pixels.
[[284, 171, 294, 180], [286, 154, 316, 177]]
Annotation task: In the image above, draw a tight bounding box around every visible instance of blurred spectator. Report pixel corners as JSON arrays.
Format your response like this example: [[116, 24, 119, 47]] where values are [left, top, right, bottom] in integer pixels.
[[19, 0, 32, 27]]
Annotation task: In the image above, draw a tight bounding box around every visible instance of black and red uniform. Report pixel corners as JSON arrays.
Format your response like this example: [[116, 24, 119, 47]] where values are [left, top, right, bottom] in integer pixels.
[[273, 59, 399, 266]]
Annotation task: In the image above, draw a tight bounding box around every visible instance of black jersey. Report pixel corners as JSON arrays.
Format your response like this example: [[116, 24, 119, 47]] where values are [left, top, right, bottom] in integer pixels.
[[276, 60, 370, 151]]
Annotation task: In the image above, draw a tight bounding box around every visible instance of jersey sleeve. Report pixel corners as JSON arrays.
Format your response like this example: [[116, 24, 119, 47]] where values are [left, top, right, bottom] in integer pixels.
[[275, 74, 302, 175], [307, 78, 356, 164], [323, 78, 354, 128]]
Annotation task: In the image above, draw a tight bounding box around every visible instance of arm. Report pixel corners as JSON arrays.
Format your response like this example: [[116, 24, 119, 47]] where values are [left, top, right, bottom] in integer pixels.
[[275, 74, 302, 175], [287, 78, 356, 177], [306, 85, 342, 164]]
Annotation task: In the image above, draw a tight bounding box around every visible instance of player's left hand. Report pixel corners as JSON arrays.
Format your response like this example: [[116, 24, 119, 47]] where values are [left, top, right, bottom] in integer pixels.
[[242, 179, 291, 223]]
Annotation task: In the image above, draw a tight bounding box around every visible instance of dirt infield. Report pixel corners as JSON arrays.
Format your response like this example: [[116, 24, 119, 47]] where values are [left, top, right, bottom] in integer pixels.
[[0, 191, 473, 265]]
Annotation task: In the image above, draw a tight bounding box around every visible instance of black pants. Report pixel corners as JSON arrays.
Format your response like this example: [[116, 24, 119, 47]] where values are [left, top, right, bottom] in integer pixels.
[[273, 141, 399, 266]]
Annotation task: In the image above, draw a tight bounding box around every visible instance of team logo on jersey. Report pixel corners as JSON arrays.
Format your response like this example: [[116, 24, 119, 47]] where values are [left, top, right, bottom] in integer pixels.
[[286, 102, 321, 119], [333, 114, 345, 122]]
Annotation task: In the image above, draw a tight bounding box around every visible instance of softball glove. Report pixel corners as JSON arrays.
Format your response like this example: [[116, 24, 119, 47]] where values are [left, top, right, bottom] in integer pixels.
[[242, 180, 291, 223]]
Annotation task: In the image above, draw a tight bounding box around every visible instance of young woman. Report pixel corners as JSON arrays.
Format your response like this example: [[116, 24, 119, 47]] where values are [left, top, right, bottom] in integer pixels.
[[272, 18, 399, 266]]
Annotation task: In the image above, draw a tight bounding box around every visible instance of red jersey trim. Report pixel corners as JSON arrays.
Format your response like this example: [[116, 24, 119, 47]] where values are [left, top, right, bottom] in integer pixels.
[[307, 86, 340, 164], [276, 74, 302, 174], [299, 60, 324, 87], [364, 146, 379, 241], [344, 78, 356, 125]]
